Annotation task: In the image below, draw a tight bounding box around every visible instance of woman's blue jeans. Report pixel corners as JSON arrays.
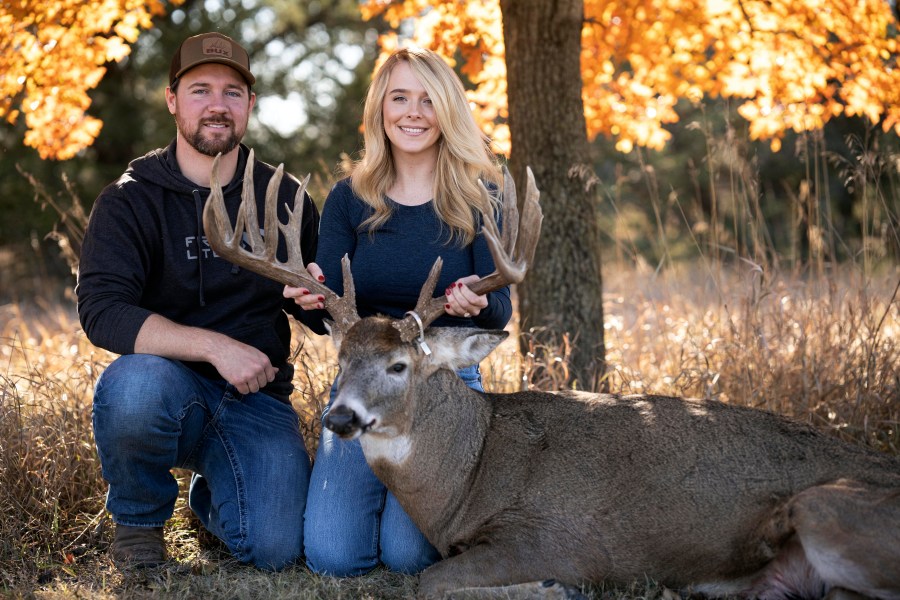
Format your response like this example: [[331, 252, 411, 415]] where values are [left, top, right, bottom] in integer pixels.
[[91, 354, 311, 570], [303, 363, 483, 576]]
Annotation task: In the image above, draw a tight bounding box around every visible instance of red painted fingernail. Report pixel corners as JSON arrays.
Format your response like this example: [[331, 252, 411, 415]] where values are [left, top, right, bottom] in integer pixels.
[[318, 296, 325, 302], [445, 304, 451, 310], [317, 275, 325, 282], [445, 288, 451, 296]]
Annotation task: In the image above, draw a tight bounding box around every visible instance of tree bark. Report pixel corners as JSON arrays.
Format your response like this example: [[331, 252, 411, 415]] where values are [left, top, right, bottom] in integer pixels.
[[500, 0, 606, 390]]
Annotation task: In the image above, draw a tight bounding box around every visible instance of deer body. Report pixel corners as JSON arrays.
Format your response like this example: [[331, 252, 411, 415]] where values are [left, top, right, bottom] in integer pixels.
[[202, 161, 899, 598], [327, 320, 900, 600]]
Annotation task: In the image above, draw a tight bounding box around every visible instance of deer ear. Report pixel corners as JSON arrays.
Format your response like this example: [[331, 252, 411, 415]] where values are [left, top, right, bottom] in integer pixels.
[[426, 328, 509, 369], [324, 320, 344, 353]]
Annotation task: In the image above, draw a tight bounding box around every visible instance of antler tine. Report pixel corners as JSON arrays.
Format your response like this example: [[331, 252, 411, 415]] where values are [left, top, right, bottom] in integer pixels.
[[392, 166, 543, 344], [203, 152, 360, 334], [498, 164, 519, 255], [392, 257, 448, 343]]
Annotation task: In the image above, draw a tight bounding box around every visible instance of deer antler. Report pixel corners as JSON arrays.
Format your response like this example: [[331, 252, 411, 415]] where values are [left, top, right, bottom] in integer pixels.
[[392, 165, 543, 343], [202, 150, 360, 333]]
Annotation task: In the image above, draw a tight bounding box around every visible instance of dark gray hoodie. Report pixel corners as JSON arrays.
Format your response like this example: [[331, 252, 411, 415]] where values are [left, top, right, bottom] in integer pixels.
[[76, 139, 323, 402]]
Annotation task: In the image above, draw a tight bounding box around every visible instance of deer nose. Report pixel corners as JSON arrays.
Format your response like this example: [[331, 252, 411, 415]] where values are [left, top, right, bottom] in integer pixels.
[[324, 404, 360, 436]]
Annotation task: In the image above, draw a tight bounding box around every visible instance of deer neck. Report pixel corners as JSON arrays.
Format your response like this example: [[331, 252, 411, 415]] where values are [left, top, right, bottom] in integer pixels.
[[362, 369, 491, 550]]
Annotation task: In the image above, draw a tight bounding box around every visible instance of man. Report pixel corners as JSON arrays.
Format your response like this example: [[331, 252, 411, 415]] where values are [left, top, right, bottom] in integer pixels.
[[76, 32, 323, 571]]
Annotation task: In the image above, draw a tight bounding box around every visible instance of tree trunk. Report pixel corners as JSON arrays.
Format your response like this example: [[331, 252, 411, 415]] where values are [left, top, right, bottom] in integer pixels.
[[500, 0, 606, 391]]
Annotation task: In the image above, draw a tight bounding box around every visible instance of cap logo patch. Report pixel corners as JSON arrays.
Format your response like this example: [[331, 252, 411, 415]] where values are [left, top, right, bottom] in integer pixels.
[[202, 38, 232, 58]]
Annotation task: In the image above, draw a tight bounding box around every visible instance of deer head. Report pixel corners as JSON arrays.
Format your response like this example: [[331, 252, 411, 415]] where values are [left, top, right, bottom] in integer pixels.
[[202, 151, 542, 347]]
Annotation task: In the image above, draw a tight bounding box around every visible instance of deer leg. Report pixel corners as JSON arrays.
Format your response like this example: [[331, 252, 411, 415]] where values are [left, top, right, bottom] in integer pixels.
[[417, 544, 589, 600], [789, 479, 900, 600]]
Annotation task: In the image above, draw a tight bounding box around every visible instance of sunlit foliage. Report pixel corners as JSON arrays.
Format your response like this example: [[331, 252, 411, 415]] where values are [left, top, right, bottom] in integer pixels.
[[1, 0, 183, 160], [361, 0, 900, 153]]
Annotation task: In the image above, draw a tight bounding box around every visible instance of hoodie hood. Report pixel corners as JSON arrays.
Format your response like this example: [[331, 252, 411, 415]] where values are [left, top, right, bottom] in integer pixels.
[[127, 139, 248, 196]]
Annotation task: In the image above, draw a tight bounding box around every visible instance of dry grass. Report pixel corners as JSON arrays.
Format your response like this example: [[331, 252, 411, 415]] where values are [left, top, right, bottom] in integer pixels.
[[2, 260, 898, 599]]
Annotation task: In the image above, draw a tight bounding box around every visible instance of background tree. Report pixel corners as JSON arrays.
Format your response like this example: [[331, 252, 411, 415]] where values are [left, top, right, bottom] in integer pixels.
[[499, 0, 606, 390]]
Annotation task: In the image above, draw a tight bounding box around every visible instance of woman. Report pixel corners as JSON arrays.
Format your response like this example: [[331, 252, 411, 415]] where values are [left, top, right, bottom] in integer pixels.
[[287, 46, 511, 576]]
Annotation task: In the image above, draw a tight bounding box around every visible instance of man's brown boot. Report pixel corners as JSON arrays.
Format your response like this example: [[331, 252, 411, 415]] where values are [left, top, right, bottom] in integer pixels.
[[110, 524, 167, 568]]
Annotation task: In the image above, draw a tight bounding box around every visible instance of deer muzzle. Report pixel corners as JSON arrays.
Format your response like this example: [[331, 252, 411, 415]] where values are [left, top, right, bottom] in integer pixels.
[[324, 404, 367, 438]]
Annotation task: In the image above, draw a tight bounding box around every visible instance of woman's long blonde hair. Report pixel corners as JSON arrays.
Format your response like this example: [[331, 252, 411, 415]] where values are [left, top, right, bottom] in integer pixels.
[[350, 47, 502, 246]]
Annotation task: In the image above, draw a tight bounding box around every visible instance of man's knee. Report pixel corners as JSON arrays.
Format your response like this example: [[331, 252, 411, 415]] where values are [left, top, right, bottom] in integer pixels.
[[95, 355, 186, 404], [93, 355, 194, 442], [95, 354, 189, 410]]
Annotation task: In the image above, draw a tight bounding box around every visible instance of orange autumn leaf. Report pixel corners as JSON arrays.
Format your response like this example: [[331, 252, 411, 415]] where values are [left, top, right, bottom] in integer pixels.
[[1, 0, 184, 160]]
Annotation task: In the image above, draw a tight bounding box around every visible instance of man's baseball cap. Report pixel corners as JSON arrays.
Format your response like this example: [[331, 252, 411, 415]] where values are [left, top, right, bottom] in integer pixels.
[[169, 32, 255, 87]]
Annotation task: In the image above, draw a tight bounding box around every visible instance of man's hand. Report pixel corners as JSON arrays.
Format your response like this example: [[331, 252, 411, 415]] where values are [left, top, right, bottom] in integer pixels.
[[208, 339, 278, 395], [134, 314, 277, 395]]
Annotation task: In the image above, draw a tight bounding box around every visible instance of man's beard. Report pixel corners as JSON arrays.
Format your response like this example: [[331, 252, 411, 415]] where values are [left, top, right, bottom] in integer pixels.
[[178, 116, 242, 157]]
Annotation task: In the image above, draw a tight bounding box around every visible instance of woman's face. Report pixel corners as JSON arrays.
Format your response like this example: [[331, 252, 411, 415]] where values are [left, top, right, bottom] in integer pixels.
[[381, 61, 442, 160]]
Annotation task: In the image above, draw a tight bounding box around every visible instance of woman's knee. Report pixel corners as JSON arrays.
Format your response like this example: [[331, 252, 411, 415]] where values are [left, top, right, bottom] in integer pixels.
[[379, 494, 440, 574], [303, 501, 378, 577], [379, 526, 441, 574], [304, 536, 378, 577], [240, 533, 303, 572]]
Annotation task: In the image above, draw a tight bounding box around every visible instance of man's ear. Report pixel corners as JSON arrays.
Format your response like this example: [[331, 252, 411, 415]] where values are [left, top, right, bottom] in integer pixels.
[[165, 86, 177, 115]]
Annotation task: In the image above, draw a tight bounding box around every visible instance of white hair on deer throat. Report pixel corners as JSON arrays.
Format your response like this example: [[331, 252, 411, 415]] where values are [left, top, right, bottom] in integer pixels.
[[361, 434, 413, 466]]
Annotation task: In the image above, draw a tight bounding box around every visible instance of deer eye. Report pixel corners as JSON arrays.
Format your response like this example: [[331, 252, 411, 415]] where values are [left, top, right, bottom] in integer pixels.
[[390, 363, 406, 373]]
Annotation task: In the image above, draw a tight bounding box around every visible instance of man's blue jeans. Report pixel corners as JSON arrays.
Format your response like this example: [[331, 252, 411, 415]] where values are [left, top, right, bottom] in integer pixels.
[[303, 364, 483, 576], [91, 354, 311, 570]]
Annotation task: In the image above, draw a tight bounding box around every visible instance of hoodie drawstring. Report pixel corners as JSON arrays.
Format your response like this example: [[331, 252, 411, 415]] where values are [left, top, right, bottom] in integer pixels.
[[192, 190, 207, 307]]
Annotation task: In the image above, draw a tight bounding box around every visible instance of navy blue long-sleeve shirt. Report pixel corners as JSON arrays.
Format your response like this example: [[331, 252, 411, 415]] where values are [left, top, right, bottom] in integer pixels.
[[316, 178, 512, 330]]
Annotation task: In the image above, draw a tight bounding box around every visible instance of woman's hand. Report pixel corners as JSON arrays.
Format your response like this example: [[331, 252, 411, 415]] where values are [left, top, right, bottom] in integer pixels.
[[444, 274, 488, 318], [283, 262, 326, 310]]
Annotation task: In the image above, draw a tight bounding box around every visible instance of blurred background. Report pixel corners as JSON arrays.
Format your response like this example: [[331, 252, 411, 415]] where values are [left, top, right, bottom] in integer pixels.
[[3, 0, 898, 306]]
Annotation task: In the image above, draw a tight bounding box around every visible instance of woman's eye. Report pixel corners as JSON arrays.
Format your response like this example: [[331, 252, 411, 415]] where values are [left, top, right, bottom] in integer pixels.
[[390, 363, 406, 373]]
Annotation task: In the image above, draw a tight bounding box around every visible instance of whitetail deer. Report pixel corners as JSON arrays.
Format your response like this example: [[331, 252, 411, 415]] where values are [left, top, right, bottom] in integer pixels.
[[204, 154, 900, 600]]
